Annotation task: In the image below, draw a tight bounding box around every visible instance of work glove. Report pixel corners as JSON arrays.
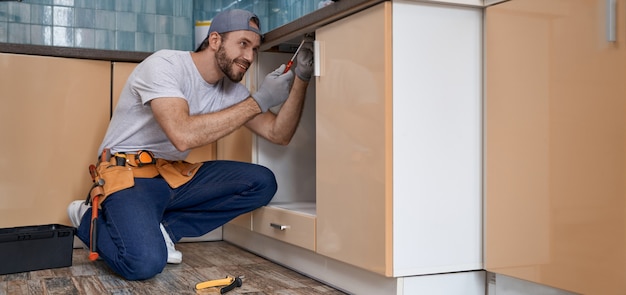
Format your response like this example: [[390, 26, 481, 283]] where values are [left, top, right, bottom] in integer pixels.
[[252, 64, 294, 112], [295, 40, 314, 81]]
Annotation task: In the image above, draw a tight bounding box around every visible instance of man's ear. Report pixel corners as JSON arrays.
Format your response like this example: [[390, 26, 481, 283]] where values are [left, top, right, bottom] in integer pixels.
[[208, 32, 221, 50]]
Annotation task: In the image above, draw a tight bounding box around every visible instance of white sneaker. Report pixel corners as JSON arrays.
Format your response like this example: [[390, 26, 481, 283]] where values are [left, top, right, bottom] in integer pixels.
[[160, 224, 182, 264], [67, 200, 90, 228]]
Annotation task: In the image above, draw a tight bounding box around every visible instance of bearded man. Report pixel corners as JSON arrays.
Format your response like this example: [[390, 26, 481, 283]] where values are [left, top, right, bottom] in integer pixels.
[[67, 9, 314, 280]]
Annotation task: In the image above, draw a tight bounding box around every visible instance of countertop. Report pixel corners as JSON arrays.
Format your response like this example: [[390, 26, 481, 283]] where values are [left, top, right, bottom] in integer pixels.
[[0, 0, 383, 63]]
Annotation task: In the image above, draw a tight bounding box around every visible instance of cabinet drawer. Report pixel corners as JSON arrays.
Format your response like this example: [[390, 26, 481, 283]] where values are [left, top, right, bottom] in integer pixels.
[[228, 212, 252, 230], [252, 206, 316, 251]]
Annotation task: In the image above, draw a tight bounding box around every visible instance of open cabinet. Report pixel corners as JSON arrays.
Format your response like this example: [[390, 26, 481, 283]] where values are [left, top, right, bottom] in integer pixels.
[[249, 51, 317, 251], [224, 1, 484, 294]]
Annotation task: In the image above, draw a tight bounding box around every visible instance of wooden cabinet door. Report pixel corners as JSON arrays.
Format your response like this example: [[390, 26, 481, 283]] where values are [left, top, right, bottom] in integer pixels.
[[485, 0, 626, 294], [112, 62, 137, 111], [0, 54, 110, 227], [315, 2, 393, 276]]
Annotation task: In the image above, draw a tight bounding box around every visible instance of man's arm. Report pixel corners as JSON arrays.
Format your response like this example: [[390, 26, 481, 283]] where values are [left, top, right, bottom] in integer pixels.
[[151, 96, 261, 152], [246, 40, 315, 146], [151, 64, 295, 152], [245, 76, 309, 146], [152, 40, 313, 151]]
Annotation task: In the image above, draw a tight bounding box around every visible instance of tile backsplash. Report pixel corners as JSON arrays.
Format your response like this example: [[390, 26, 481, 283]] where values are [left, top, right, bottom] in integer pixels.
[[0, 0, 321, 52]]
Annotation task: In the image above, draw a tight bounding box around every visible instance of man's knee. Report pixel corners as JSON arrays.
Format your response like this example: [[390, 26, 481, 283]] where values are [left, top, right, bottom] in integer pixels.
[[256, 165, 278, 193], [255, 165, 277, 205], [116, 250, 167, 281]]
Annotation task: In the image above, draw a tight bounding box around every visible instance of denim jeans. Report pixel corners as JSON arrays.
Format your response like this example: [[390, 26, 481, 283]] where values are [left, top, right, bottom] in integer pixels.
[[75, 160, 276, 280]]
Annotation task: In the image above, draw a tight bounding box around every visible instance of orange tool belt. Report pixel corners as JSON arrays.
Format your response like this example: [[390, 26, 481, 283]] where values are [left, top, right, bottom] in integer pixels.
[[90, 150, 203, 206], [83, 149, 202, 262]]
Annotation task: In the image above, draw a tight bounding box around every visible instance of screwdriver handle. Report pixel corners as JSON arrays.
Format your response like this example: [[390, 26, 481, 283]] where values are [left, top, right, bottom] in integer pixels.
[[283, 39, 306, 74], [283, 60, 294, 73]]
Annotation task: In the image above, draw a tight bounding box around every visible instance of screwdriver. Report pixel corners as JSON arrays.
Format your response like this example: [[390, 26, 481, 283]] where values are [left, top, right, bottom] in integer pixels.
[[283, 39, 306, 73]]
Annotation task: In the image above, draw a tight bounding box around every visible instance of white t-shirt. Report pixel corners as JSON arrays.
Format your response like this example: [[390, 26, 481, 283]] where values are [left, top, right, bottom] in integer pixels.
[[98, 50, 251, 160]]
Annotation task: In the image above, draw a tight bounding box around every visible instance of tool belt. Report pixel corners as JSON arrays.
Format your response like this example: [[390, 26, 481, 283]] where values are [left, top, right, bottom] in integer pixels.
[[93, 150, 203, 204]]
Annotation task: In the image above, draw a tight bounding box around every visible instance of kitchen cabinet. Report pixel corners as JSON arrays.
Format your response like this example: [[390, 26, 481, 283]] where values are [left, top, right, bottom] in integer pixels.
[[0, 53, 110, 228], [224, 1, 484, 293], [112, 62, 137, 110], [226, 50, 317, 241], [0, 58, 220, 231], [485, 0, 626, 294]]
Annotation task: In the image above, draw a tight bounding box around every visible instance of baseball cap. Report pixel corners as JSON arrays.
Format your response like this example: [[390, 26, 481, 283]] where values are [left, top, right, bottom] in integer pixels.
[[208, 9, 263, 39]]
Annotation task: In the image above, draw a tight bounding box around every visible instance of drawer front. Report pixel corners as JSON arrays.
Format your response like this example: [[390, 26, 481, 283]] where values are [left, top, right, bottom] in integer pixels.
[[252, 206, 316, 251], [228, 212, 252, 230]]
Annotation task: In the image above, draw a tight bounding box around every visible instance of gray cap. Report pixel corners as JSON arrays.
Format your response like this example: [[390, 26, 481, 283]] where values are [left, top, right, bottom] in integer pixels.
[[208, 9, 263, 39]]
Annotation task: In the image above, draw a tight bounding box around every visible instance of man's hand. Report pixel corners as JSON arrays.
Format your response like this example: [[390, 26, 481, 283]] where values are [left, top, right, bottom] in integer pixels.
[[295, 41, 314, 82], [252, 64, 294, 112]]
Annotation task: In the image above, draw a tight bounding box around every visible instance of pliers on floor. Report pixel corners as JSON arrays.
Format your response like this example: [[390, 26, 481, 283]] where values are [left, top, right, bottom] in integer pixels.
[[195, 276, 243, 294]]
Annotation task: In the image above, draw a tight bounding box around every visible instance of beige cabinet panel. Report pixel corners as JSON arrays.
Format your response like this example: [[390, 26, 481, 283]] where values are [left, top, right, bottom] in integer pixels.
[[316, 2, 393, 276], [485, 0, 626, 294], [186, 144, 217, 164], [216, 127, 251, 163], [112, 62, 137, 110], [219, 127, 253, 230], [0, 54, 110, 228], [228, 213, 252, 229]]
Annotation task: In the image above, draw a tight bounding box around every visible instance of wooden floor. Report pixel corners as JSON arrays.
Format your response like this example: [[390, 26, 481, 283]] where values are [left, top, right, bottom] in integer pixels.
[[0, 241, 346, 295]]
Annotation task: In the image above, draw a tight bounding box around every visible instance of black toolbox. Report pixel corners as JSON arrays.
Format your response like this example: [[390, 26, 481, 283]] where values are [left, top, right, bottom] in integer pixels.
[[0, 224, 76, 275]]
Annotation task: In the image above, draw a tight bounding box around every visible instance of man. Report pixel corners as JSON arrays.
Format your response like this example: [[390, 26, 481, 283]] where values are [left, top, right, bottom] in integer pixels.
[[67, 9, 314, 280]]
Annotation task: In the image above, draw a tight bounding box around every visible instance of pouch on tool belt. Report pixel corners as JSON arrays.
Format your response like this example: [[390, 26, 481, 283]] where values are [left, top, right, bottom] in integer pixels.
[[96, 161, 134, 201], [129, 163, 159, 178], [155, 159, 203, 189]]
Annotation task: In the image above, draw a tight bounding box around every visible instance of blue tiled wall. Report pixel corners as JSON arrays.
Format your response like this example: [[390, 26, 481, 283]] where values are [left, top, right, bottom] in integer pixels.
[[0, 0, 321, 52], [0, 0, 193, 51], [194, 0, 318, 35]]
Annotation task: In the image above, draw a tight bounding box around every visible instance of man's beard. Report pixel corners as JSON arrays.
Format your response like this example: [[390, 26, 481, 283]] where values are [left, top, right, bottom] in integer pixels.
[[216, 44, 248, 82]]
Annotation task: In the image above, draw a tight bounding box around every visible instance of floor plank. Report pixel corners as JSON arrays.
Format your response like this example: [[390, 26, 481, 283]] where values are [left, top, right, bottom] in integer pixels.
[[0, 241, 346, 295]]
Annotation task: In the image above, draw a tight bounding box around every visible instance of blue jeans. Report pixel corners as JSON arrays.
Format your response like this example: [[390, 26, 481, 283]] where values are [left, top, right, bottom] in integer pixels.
[[75, 160, 276, 280]]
